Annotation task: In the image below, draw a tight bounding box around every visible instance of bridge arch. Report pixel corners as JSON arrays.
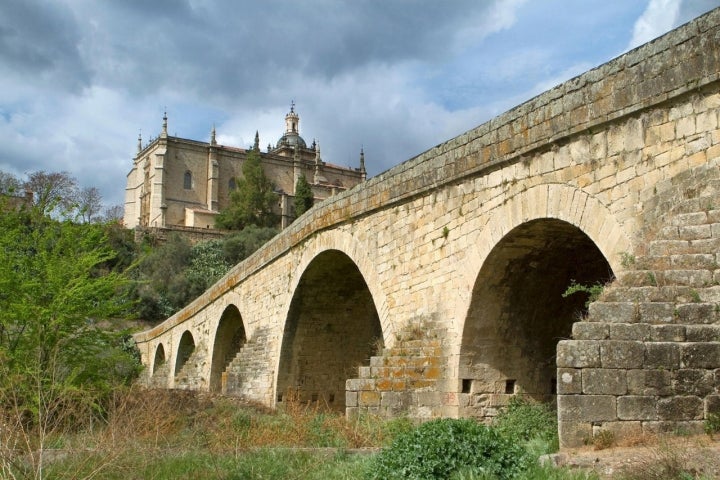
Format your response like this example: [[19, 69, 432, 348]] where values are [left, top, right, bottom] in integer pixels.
[[152, 343, 166, 376], [276, 245, 383, 410], [174, 330, 196, 377], [457, 184, 630, 415], [209, 304, 247, 392]]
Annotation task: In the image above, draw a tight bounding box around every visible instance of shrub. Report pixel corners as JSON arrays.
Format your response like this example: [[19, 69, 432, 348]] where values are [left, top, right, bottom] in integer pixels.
[[366, 418, 530, 480], [493, 397, 559, 455]]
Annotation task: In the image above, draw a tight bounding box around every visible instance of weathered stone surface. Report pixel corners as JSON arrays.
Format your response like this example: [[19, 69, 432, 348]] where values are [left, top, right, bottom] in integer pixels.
[[601, 341, 645, 368], [706, 395, 720, 415], [681, 342, 720, 368], [627, 368, 673, 396], [639, 303, 675, 324], [557, 341, 601, 368], [582, 369, 627, 395], [657, 396, 703, 420], [572, 322, 609, 340], [557, 368, 583, 395], [650, 325, 686, 341], [673, 369, 715, 396], [644, 342, 681, 368], [558, 395, 617, 422], [609, 323, 651, 341], [588, 302, 637, 323], [617, 395, 657, 420]]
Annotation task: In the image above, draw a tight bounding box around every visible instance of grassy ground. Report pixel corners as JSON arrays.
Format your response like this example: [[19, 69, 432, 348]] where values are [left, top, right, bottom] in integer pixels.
[[6, 388, 714, 479]]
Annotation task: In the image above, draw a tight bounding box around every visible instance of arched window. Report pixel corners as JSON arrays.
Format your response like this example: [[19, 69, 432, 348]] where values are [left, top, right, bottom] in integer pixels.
[[184, 171, 192, 190], [228, 178, 236, 191]]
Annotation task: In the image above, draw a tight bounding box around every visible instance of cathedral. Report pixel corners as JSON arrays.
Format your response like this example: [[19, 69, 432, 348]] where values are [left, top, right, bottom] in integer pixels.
[[123, 105, 366, 230]]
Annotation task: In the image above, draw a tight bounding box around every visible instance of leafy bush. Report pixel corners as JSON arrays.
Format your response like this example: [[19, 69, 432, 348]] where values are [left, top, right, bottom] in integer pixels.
[[493, 397, 559, 455], [366, 418, 530, 480]]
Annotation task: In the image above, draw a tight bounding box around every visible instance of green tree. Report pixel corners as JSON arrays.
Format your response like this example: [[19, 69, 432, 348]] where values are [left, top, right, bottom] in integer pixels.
[[0, 205, 140, 468], [216, 149, 278, 230], [293, 174, 314, 219], [222, 225, 278, 265]]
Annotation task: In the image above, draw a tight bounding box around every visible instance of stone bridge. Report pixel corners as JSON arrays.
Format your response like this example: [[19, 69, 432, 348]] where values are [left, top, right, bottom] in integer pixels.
[[135, 9, 720, 447]]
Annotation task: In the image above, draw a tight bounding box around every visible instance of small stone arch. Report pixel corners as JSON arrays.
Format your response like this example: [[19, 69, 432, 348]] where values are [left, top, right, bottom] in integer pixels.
[[174, 330, 195, 377], [184, 170, 193, 190], [209, 305, 247, 392], [152, 343, 166, 375]]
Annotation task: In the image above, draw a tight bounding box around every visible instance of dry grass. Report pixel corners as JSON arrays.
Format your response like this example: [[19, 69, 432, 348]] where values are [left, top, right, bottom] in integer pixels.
[[0, 386, 401, 479]]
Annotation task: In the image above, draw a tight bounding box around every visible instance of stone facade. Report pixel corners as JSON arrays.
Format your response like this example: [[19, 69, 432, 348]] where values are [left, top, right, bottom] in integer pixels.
[[123, 105, 366, 230], [134, 8, 720, 448]]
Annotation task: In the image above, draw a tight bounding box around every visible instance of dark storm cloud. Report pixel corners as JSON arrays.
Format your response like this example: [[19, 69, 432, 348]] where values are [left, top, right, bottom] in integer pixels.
[[0, 0, 91, 92], [67, 0, 499, 104]]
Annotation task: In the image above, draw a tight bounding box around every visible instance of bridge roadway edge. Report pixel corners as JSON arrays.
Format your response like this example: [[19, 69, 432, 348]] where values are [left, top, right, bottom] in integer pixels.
[[134, 8, 720, 448]]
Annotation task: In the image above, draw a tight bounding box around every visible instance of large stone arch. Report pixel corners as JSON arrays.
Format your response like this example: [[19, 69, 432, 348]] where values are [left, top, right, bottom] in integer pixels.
[[276, 243, 383, 411], [209, 304, 247, 393], [284, 229, 391, 341], [455, 184, 631, 416]]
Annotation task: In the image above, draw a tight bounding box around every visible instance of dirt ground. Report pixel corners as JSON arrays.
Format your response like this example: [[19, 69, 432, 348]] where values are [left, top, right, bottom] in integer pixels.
[[549, 435, 720, 478]]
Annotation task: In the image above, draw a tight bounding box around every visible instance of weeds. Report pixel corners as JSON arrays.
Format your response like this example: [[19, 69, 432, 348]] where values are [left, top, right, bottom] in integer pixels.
[[562, 280, 605, 308]]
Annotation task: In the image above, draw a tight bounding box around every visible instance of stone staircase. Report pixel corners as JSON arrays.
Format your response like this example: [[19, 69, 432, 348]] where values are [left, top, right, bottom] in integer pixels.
[[173, 349, 202, 389], [346, 321, 446, 419], [558, 165, 720, 445], [148, 361, 170, 388], [223, 330, 273, 399]]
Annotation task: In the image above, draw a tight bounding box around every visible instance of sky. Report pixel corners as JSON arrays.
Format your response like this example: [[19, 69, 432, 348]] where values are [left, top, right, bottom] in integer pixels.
[[1, 0, 719, 211]]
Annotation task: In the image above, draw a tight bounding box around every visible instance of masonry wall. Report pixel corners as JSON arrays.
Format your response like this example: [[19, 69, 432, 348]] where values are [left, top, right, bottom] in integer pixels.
[[135, 8, 720, 448]]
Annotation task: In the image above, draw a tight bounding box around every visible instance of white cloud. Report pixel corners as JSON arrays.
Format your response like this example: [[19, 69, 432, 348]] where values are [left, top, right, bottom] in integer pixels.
[[628, 0, 682, 49]]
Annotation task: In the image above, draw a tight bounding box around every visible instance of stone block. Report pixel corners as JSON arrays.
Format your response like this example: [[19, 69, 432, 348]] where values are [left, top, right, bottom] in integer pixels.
[[644, 342, 681, 368], [657, 396, 703, 421], [358, 391, 381, 407], [609, 323, 651, 341], [557, 368, 582, 394], [617, 395, 657, 420], [673, 369, 715, 396], [627, 369, 673, 396], [557, 340, 601, 368], [706, 395, 720, 415], [558, 421, 592, 448], [686, 325, 720, 342], [558, 394, 617, 422], [415, 391, 443, 407], [346, 378, 376, 391], [643, 421, 705, 436], [601, 341, 645, 368], [381, 391, 407, 409], [681, 342, 720, 368], [582, 369, 627, 395], [675, 303, 716, 324], [588, 302, 637, 323], [572, 322, 609, 340], [650, 325, 685, 341], [597, 421, 643, 440], [639, 303, 675, 323], [345, 391, 358, 408]]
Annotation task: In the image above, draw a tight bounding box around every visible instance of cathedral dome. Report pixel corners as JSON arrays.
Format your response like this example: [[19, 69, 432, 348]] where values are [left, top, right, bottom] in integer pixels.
[[276, 131, 307, 149], [275, 102, 307, 150]]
